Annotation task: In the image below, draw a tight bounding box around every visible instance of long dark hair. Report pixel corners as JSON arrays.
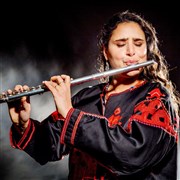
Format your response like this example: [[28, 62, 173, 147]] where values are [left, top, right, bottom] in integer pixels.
[[97, 10, 180, 115]]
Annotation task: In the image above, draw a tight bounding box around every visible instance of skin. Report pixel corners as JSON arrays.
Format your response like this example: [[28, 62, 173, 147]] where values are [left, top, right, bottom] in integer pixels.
[[103, 22, 147, 94], [7, 21, 148, 133]]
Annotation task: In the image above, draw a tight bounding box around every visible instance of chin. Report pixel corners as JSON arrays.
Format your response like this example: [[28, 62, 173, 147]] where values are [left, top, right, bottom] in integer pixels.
[[126, 70, 141, 77]]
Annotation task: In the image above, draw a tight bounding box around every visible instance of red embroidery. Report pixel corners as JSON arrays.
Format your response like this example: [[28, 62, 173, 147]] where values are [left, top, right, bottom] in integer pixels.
[[147, 88, 165, 99], [127, 99, 177, 140], [134, 99, 162, 117], [51, 111, 65, 121], [108, 107, 122, 127], [132, 99, 169, 126]]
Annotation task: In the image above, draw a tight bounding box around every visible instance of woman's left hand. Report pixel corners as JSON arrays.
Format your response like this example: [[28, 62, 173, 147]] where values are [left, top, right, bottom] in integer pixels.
[[43, 74, 73, 118]]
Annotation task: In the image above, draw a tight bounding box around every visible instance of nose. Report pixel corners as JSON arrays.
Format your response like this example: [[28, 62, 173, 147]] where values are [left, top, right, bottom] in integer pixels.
[[126, 44, 135, 56]]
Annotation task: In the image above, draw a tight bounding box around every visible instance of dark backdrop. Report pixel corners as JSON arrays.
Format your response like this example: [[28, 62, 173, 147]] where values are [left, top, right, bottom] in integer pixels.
[[0, 2, 179, 180]]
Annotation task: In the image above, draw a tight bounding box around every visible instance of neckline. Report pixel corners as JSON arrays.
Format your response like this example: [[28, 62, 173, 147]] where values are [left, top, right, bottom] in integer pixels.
[[106, 79, 146, 92], [104, 80, 147, 101]]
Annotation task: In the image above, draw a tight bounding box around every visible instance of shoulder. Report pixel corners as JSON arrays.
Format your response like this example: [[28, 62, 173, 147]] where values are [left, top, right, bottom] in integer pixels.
[[146, 81, 170, 100], [140, 81, 177, 121]]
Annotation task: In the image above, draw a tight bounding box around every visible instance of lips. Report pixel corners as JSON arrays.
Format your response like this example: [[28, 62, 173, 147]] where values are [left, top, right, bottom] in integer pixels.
[[124, 59, 139, 66], [125, 61, 139, 66]]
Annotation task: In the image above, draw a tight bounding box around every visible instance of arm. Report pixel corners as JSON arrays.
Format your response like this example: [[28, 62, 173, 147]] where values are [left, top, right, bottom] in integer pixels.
[[60, 94, 178, 176], [43, 75, 178, 175], [10, 111, 69, 165], [7, 82, 71, 165]]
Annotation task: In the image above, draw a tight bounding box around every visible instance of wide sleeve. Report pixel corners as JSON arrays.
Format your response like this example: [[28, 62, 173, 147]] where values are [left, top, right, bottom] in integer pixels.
[[10, 111, 70, 165], [60, 89, 179, 176]]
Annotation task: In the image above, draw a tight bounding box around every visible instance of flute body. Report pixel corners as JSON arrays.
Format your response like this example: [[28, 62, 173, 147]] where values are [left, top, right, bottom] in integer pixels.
[[0, 60, 155, 103]]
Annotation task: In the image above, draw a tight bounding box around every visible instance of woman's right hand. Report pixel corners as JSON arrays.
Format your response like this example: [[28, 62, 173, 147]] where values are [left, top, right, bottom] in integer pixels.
[[6, 85, 31, 133]]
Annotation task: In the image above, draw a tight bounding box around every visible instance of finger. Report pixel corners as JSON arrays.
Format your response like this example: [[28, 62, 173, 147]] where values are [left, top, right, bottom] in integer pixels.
[[14, 85, 24, 92], [6, 89, 13, 95], [22, 85, 30, 91], [50, 75, 64, 84], [61, 75, 71, 84], [50, 75, 70, 85], [56, 75, 65, 85], [5, 85, 23, 96], [11, 85, 30, 96], [43, 81, 57, 92], [44, 80, 57, 88]]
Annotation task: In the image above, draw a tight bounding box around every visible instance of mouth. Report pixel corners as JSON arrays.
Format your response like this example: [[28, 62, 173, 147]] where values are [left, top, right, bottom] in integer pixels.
[[125, 62, 139, 66], [124, 60, 139, 66]]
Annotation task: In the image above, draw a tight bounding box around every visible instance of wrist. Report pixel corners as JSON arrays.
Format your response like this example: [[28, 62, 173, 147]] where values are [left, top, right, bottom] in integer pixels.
[[14, 120, 30, 134], [59, 106, 73, 119]]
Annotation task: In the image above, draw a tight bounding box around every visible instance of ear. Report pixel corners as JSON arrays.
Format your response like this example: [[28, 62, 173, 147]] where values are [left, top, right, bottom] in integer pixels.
[[103, 46, 108, 60]]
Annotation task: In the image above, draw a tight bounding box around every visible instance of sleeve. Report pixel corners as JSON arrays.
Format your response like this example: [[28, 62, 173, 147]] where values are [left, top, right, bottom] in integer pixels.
[[10, 111, 70, 165], [60, 92, 179, 176]]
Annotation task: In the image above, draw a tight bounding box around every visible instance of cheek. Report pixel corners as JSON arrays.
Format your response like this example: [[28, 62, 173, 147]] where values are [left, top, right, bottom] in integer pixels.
[[107, 47, 125, 59], [108, 56, 125, 68], [138, 47, 147, 57], [107, 48, 126, 67]]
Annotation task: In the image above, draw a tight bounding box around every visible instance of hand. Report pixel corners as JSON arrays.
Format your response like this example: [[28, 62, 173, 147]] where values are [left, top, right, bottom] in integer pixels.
[[6, 85, 31, 132], [43, 74, 73, 118]]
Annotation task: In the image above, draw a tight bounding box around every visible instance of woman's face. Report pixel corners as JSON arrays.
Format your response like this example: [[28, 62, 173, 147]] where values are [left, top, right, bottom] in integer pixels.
[[103, 21, 147, 78]]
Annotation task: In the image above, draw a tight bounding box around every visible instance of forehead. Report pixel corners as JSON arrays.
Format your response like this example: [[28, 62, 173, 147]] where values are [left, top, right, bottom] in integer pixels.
[[111, 21, 146, 39]]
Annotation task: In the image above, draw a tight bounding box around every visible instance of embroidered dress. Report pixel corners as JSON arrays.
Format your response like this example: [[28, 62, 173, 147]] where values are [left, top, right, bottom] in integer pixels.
[[10, 81, 179, 180]]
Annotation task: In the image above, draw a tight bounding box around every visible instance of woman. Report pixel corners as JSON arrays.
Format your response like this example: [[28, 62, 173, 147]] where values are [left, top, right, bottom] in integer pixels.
[[7, 10, 179, 179]]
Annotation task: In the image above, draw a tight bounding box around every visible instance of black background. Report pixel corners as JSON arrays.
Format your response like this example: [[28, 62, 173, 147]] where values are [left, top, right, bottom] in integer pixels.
[[0, 1, 179, 180]]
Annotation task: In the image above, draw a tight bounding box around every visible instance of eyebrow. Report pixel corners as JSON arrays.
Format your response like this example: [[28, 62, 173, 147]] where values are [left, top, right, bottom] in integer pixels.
[[114, 38, 145, 42]]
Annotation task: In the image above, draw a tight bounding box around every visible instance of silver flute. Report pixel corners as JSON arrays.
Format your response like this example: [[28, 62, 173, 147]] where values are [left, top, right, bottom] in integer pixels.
[[0, 60, 155, 103]]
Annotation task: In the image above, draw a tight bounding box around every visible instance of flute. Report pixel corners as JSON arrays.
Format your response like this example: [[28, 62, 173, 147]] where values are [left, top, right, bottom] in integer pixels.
[[0, 60, 155, 103]]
